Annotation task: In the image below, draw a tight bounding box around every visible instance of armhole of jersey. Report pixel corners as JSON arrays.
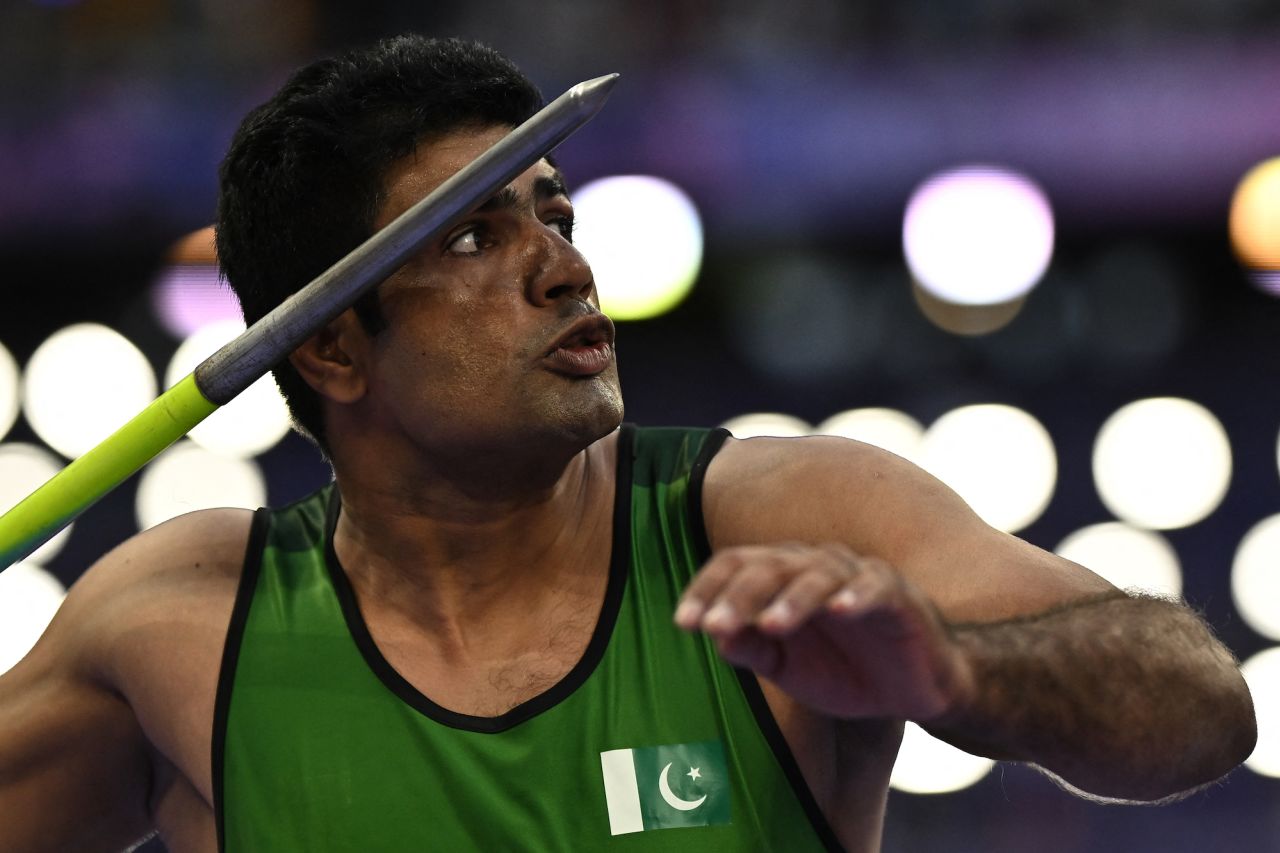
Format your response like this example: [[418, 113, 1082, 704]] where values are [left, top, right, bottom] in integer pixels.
[[687, 427, 729, 558], [212, 507, 270, 853], [687, 430, 847, 853]]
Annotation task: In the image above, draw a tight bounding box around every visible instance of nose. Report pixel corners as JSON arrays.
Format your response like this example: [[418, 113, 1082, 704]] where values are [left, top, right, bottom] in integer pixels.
[[525, 224, 596, 307]]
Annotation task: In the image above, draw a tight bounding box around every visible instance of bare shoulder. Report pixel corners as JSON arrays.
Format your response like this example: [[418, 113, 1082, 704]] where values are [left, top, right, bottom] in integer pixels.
[[702, 434, 1113, 621], [702, 434, 950, 555], [55, 509, 253, 667]]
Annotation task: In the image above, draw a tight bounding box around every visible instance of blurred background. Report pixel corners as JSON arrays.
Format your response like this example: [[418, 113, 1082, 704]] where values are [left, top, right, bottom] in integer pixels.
[[1, 0, 1279, 850]]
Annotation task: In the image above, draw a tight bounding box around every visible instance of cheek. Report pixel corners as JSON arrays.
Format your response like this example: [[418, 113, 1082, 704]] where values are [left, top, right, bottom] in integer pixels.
[[382, 295, 529, 396]]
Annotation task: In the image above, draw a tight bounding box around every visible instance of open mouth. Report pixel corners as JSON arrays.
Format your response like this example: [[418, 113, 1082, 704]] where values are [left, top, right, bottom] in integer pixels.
[[546, 315, 616, 375]]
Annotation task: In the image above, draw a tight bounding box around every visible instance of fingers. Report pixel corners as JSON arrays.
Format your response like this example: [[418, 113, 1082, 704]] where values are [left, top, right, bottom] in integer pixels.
[[676, 543, 890, 638]]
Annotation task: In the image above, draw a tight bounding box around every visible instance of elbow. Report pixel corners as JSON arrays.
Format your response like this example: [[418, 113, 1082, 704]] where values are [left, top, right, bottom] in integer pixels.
[[1140, 676, 1258, 803], [1218, 679, 1259, 777], [1061, 675, 1258, 804]]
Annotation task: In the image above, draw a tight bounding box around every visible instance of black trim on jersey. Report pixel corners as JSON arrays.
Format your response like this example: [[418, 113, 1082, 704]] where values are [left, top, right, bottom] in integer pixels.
[[733, 671, 847, 853], [212, 507, 271, 853], [323, 425, 635, 734], [687, 429, 847, 853], [687, 427, 729, 557]]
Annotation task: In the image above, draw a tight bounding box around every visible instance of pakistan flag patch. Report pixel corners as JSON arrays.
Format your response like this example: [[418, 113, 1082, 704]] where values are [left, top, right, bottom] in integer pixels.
[[599, 740, 732, 835]]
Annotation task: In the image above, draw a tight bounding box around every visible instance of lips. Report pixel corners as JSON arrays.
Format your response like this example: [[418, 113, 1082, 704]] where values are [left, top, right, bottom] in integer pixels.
[[545, 314, 616, 376]]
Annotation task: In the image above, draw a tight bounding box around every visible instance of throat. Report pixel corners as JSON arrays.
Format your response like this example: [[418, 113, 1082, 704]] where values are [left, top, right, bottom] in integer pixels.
[[360, 568, 609, 718]]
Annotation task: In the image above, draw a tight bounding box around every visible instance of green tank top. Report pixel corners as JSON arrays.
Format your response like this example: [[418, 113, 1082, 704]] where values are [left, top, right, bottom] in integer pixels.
[[213, 425, 842, 851]]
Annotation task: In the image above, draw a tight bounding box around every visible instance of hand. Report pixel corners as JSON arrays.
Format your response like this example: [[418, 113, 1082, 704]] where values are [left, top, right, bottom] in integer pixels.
[[674, 543, 976, 722]]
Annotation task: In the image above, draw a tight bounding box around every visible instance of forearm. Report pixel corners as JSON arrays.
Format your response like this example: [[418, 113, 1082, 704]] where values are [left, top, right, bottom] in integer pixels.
[[928, 592, 1257, 802]]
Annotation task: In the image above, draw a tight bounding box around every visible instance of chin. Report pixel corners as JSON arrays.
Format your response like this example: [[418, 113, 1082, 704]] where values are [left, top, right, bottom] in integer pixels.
[[545, 378, 624, 448]]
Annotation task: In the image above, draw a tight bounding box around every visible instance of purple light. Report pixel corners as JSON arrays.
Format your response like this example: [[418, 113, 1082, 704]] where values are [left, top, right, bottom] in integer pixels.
[[150, 265, 243, 338], [903, 166, 1055, 306], [1248, 269, 1280, 298]]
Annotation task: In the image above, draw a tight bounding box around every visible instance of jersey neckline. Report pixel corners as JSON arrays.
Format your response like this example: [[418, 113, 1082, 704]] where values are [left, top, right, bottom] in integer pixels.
[[321, 425, 635, 734]]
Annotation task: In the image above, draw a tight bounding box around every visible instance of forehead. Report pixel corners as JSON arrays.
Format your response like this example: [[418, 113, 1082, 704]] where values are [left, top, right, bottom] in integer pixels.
[[374, 125, 560, 228]]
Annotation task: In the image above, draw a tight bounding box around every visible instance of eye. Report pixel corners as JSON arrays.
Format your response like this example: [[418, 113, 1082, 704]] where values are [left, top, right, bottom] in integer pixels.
[[447, 227, 482, 255], [552, 214, 576, 243]]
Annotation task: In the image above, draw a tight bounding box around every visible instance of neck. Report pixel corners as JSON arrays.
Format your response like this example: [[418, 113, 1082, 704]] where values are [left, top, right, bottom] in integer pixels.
[[329, 428, 619, 641]]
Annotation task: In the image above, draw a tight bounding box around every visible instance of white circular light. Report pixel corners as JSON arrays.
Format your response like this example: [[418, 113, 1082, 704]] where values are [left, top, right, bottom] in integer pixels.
[[719, 413, 811, 439], [904, 166, 1054, 305], [1093, 398, 1231, 530], [136, 442, 267, 530], [572, 175, 703, 321], [1055, 522, 1182, 597], [1232, 515, 1280, 641], [1241, 647, 1280, 778], [921, 405, 1057, 533], [0, 340, 18, 441], [0, 443, 72, 563], [890, 722, 994, 794], [166, 320, 291, 458], [815, 408, 925, 465], [22, 324, 157, 459], [0, 562, 67, 677]]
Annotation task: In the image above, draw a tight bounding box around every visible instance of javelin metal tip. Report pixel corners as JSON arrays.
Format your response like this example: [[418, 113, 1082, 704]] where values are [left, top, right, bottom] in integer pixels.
[[569, 73, 620, 107]]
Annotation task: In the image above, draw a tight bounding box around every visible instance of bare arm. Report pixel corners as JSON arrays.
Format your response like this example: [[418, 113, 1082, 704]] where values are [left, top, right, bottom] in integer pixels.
[[685, 435, 1256, 802], [937, 592, 1254, 802], [0, 508, 251, 851], [0, 578, 154, 852]]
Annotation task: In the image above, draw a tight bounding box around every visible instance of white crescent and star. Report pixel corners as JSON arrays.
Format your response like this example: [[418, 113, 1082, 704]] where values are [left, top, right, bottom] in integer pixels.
[[658, 762, 707, 811]]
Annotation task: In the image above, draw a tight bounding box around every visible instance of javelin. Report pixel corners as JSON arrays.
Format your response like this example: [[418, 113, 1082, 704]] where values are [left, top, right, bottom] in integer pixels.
[[0, 73, 620, 571]]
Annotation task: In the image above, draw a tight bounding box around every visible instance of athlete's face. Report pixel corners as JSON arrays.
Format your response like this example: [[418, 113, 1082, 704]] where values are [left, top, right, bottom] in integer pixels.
[[360, 125, 623, 459]]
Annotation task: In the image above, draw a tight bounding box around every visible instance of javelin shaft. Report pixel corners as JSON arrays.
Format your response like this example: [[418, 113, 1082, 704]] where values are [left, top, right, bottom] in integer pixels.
[[0, 73, 619, 571]]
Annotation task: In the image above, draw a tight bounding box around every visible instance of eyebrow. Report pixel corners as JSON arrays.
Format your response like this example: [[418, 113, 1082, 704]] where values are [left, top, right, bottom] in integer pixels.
[[476, 169, 570, 213]]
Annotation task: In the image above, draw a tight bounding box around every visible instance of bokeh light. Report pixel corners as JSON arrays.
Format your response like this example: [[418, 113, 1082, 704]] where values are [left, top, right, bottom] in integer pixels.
[[1055, 522, 1182, 597], [1241, 647, 1280, 778], [135, 441, 267, 530], [1252, 270, 1280, 298], [0, 443, 72, 563], [165, 320, 291, 458], [1229, 157, 1280, 286], [0, 340, 18, 441], [815, 408, 924, 464], [152, 226, 243, 338], [571, 175, 703, 321], [1092, 398, 1231, 530], [718, 412, 811, 439], [920, 405, 1057, 533], [903, 166, 1054, 306], [1232, 515, 1280, 642], [152, 265, 243, 339], [22, 324, 157, 460], [912, 282, 1025, 337], [0, 562, 66, 677], [890, 722, 994, 794]]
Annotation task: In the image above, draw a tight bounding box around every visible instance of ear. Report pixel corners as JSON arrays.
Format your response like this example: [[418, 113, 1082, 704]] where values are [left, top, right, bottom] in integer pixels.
[[287, 309, 370, 404]]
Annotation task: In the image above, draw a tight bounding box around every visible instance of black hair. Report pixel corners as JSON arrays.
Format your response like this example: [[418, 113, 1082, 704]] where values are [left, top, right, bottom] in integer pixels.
[[215, 35, 544, 452]]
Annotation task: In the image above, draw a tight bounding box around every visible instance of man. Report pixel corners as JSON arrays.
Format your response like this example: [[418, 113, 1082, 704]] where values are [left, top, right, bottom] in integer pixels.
[[0, 35, 1256, 853]]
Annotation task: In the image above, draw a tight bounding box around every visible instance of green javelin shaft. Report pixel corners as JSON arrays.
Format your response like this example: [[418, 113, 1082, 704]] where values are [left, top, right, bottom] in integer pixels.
[[0, 73, 619, 572]]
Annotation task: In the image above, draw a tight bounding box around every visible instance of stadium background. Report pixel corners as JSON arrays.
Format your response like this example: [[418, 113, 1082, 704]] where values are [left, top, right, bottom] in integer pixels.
[[1, 1, 1278, 850]]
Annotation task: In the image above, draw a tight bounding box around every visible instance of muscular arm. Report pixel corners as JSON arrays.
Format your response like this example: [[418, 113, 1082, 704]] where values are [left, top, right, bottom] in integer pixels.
[[0, 580, 154, 852], [0, 508, 251, 851], [937, 592, 1254, 802], [691, 434, 1256, 802]]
